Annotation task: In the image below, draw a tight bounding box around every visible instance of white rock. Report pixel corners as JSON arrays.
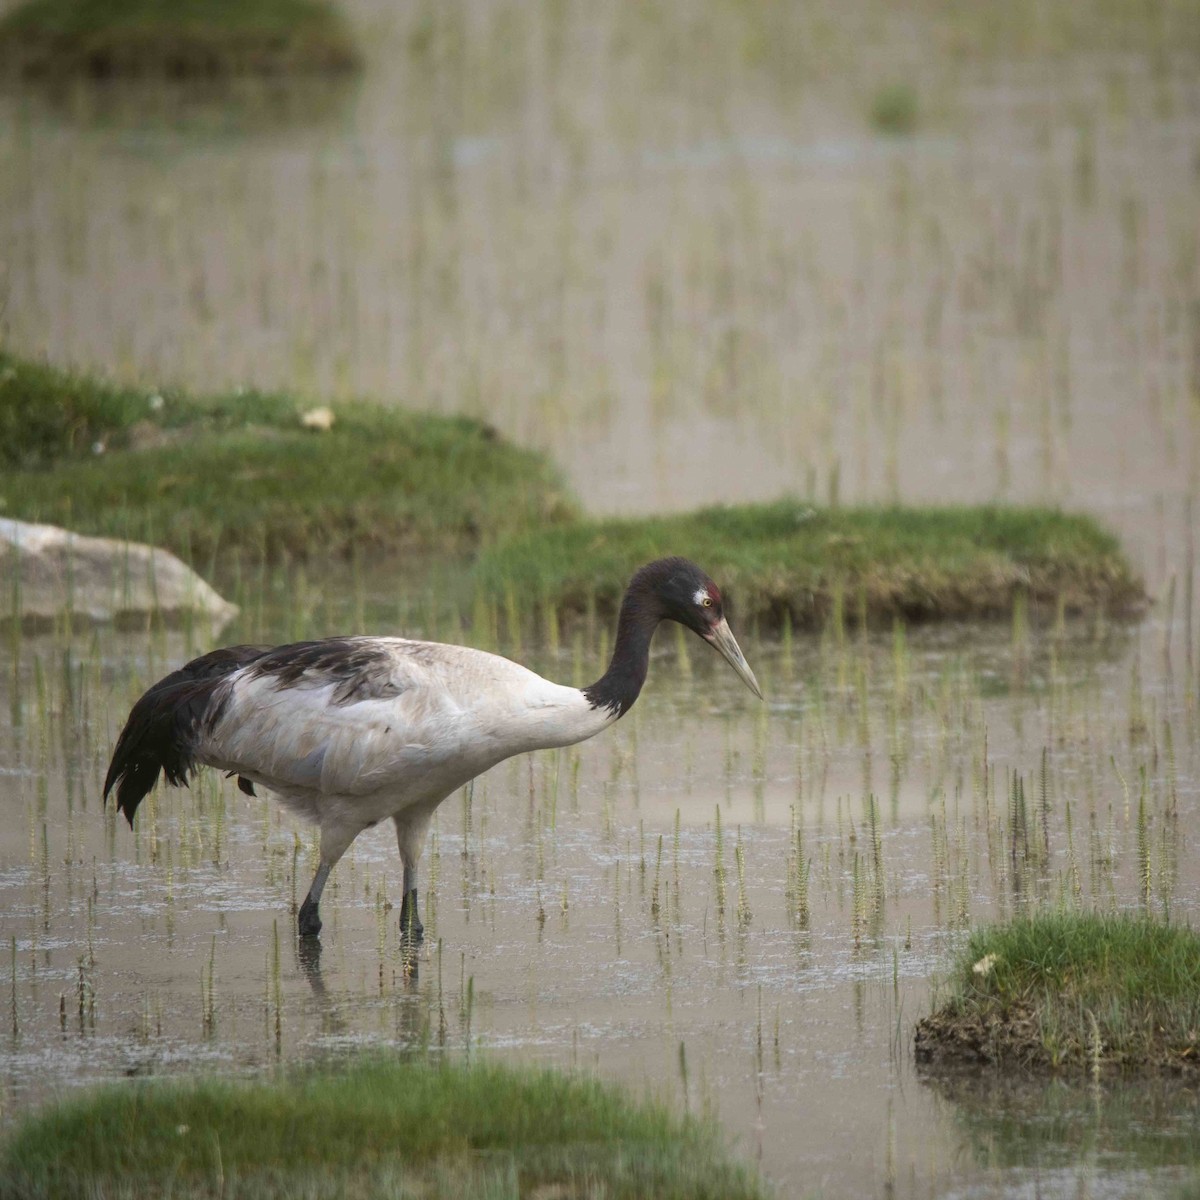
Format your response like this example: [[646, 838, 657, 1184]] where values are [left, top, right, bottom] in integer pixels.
[[0, 518, 238, 630]]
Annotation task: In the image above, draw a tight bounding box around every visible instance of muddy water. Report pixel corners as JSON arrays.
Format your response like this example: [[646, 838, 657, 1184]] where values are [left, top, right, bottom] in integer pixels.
[[2, 598, 1199, 1197], [3, 0, 1200, 1195]]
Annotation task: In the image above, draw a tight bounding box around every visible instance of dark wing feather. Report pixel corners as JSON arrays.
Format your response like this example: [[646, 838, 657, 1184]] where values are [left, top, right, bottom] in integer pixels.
[[245, 637, 406, 705], [103, 644, 270, 825]]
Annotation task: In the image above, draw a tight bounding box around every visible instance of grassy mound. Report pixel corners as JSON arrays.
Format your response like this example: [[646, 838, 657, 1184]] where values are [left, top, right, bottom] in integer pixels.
[[915, 913, 1200, 1074], [0, 1057, 767, 1200], [474, 504, 1145, 629], [0, 0, 360, 79], [0, 352, 577, 563], [1, 349, 1145, 622]]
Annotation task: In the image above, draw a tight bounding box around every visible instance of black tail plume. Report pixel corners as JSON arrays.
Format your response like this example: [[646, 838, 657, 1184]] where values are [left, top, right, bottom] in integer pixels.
[[103, 645, 268, 826]]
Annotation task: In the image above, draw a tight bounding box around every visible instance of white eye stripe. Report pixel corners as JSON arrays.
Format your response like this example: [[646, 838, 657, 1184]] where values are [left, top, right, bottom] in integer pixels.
[[694, 589, 711, 606]]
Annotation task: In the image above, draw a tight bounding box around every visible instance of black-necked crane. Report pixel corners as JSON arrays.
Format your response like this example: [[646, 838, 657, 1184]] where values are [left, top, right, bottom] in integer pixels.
[[103, 558, 762, 941]]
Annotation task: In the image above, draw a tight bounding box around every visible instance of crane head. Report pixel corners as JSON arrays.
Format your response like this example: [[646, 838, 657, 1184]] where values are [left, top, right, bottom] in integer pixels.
[[631, 558, 763, 700]]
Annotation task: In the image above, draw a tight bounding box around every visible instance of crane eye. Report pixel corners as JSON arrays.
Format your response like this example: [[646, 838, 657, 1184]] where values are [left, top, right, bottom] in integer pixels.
[[701, 596, 713, 608]]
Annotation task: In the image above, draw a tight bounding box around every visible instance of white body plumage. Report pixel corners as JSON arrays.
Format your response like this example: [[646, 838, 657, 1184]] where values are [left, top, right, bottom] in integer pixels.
[[203, 638, 617, 869]]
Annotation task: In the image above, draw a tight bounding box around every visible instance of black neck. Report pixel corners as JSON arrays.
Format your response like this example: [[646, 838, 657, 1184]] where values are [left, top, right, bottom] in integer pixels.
[[582, 590, 661, 717]]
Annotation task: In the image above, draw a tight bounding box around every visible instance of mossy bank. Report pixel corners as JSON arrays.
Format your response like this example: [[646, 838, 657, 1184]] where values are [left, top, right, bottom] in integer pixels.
[[0, 0, 360, 79], [915, 913, 1200, 1074], [475, 505, 1145, 629], [1, 350, 1145, 624], [0, 351, 576, 564], [0, 1057, 768, 1200]]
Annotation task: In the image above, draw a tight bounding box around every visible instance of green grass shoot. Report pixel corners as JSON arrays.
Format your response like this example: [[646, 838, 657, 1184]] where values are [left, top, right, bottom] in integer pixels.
[[0, 1057, 768, 1199]]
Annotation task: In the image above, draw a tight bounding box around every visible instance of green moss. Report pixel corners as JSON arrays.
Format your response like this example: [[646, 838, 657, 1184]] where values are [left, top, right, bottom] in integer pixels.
[[473, 503, 1145, 628], [915, 913, 1200, 1073], [0, 0, 360, 78], [0, 352, 576, 562], [0, 1057, 768, 1199]]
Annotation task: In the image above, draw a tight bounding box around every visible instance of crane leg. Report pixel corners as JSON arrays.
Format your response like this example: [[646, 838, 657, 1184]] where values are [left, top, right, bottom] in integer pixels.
[[394, 809, 433, 944], [297, 823, 358, 938], [399, 862, 423, 943], [298, 862, 331, 936]]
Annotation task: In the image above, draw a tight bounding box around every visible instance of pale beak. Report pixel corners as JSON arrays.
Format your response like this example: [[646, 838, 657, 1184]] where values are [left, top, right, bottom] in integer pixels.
[[704, 616, 763, 699]]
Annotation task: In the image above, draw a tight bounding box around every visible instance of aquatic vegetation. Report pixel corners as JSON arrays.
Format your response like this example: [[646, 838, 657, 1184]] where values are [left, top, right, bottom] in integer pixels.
[[915, 913, 1200, 1072], [0, 0, 360, 79], [0, 1056, 768, 1199]]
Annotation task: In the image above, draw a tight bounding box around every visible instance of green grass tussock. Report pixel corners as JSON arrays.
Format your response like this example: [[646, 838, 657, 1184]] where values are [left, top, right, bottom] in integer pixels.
[[0, 0, 360, 79], [1, 351, 1144, 622], [0, 1057, 768, 1200], [475, 503, 1144, 629], [0, 351, 577, 562], [915, 913, 1200, 1073], [1, 351, 155, 469]]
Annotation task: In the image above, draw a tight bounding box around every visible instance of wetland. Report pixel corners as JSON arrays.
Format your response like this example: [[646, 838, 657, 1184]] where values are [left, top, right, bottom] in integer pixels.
[[3, 0, 1200, 1195], [4, 583, 1200, 1197]]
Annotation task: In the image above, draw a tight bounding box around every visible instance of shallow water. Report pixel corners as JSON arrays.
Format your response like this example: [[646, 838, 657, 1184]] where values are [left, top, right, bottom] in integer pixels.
[[2, 3, 1199, 588], [2, 593, 1199, 1196], [3, 0, 1200, 1194]]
